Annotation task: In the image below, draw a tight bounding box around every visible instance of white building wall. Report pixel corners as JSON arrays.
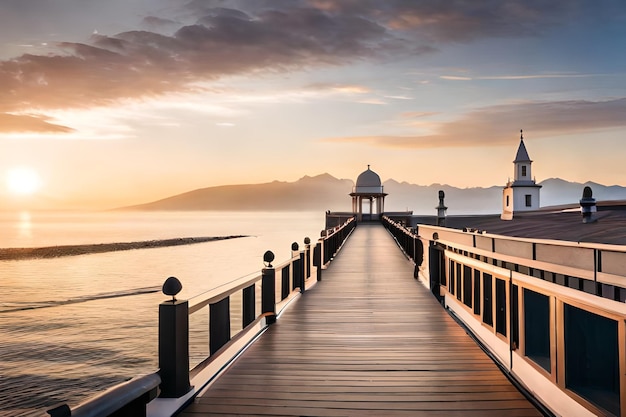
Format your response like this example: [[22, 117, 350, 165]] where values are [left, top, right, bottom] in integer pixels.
[[501, 187, 514, 220], [513, 187, 540, 211], [514, 163, 532, 182]]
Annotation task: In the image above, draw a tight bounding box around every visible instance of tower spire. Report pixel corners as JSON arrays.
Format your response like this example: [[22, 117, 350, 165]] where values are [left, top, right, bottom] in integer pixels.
[[520, 129, 523, 141]]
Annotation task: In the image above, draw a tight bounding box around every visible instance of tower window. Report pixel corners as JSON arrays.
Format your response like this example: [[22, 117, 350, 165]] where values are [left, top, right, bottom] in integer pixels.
[[525, 194, 532, 207], [521, 165, 527, 177], [506, 195, 510, 207]]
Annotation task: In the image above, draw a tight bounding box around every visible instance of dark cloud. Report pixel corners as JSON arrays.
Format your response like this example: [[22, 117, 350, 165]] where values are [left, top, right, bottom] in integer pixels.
[[1, 0, 621, 133], [307, 0, 585, 41], [0, 4, 399, 132], [141, 16, 180, 31], [323, 98, 626, 149]]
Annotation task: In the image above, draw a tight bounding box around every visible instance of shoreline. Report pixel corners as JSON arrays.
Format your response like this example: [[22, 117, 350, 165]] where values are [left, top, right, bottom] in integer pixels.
[[0, 235, 249, 261]]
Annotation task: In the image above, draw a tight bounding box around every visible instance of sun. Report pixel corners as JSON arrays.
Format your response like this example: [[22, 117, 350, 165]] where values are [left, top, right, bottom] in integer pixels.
[[6, 167, 42, 195]]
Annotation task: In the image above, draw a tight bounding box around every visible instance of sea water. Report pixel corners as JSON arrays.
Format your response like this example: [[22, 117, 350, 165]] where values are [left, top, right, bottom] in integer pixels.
[[0, 211, 324, 416]]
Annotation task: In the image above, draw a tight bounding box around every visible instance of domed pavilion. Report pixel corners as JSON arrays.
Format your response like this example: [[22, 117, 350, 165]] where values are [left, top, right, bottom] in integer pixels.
[[350, 165, 387, 221]]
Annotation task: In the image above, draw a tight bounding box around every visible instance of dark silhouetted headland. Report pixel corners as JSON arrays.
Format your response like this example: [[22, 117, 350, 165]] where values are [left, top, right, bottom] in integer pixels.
[[0, 236, 247, 261]]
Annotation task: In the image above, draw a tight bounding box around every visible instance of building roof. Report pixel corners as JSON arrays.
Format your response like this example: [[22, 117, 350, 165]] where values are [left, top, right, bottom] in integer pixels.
[[355, 165, 382, 188], [514, 139, 532, 163], [414, 204, 626, 246]]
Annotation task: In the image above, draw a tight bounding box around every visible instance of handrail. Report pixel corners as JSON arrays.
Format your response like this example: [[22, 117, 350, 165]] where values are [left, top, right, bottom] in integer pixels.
[[383, 215, 626, 300], [382, 214, 626, 416], [188, 254, 304, 313], [412, 218, 626, 417], [154, 216, 357, 411], [44, 216, 358, 417], [418, 221, 626, 251], [381, 215, 425, 280], [188, 272, 261, 314], [46, 374, 160, 417]]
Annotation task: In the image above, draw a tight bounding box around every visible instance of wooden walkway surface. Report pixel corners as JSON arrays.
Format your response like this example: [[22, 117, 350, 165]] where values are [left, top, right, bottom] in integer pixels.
[[180, 224, 542, 416]]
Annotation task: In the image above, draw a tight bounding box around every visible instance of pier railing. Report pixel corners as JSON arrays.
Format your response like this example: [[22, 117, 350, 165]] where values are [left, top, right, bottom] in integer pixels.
[[383, 216, 626, 417], [48, 217, 356, 417], [321, 216, 356, 266]]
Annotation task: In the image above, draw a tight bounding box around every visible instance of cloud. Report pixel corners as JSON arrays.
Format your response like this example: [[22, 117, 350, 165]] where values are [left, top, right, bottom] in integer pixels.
[[383, 95, 414, 100], [0, 5, 399, 132], [322, 98, 626, 149], [141, 16, 180, 31], [439, 73, 607, 81], [304, 83, 371, 95], [0, 0, 618, 133], [440, 75, 473, 81], [0, 113, 73, 133], [400, 112, 439, 119], [306, 0, 584, 41]]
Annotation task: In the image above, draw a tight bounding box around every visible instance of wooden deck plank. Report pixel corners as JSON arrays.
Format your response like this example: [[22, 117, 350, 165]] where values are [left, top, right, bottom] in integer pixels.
[[180, 224, 542, 416]]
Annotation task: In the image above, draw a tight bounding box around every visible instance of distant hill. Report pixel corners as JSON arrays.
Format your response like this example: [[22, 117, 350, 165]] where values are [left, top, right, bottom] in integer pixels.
[[538, 178, 626, 208], [121, 174, 626, 215], [122, 173, 354, 212], [382, 180, 502, 215]]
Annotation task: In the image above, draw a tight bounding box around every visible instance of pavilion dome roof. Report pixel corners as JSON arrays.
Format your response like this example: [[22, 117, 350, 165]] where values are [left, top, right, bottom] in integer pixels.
[[356, 165, 382, 188], [352, 165, 385, 195]]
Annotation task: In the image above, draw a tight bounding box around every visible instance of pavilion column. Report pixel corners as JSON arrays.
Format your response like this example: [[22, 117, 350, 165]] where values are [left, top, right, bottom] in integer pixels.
[[358, 196, 363, 221]]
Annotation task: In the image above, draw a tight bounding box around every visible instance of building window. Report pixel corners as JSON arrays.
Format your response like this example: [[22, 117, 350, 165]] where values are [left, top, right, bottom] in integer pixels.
[[525, 194, 532, 207], [506, 195, 510, 207], [521, 165, 527, 177]]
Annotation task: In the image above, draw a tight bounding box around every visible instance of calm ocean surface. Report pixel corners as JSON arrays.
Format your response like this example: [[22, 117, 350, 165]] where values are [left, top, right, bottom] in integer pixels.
[[0, 211, 324, 416]]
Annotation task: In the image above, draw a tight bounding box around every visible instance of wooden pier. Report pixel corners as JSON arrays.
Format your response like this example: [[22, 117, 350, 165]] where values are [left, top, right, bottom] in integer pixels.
[[179, 224, 542, 416]]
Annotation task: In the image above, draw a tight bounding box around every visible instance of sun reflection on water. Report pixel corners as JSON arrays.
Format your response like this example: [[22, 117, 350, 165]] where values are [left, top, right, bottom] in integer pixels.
[[16, 211, 33, 242]]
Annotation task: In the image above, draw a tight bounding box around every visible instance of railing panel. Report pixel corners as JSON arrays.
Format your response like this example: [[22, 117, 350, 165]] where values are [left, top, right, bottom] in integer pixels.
[[242, 284, 255, 328], [47, 218, 354, 417], [494, 238, 534, 259], [209, 297, 230, 355], [523, 288, 551, 373], [564, 303, 620, 416], [441, 240, 626, 417], [601, 250, 626, 276], [475, 235, 493, 252], [280, 266, 290, 300], [535, 244, 594, 271]]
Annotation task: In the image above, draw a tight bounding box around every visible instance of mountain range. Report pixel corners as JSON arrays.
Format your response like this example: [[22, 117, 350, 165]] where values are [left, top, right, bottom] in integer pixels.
[[122, 174, 626, 215]]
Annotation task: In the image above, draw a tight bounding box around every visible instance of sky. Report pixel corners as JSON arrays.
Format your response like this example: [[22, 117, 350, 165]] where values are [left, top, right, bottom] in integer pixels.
[[1, 0, 626, 210]]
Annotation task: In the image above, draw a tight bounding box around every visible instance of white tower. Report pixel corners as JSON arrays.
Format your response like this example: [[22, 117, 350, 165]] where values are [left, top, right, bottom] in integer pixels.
[[501, 130, 542, 220]]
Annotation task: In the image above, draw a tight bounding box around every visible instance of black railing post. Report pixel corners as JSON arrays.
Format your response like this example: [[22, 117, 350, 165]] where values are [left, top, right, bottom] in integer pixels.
[[209, 297, 231, 355], [304, 237, 311, 280], [322, 230, 330, 264], [261, 251, 276, 324], [158, 284, 191, 398], [314, 240, 322, 281], [291, 242, 301, 291], [299, 250, 306, 293], [242, 284, 255, 328], [428, 242, 444, 301]]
